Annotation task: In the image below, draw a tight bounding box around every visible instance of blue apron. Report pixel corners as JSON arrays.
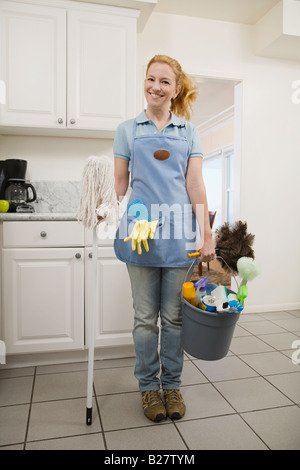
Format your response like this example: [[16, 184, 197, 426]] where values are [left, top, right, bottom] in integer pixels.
[[114, 119, 199, 267]]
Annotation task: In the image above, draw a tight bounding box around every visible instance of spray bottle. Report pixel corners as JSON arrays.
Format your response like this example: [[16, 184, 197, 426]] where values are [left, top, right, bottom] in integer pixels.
[[194, 277, 209, 306]]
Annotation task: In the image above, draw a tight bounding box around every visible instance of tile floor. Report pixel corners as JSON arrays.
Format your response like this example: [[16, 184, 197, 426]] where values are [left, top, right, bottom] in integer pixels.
[[0, 309, 300, 450]]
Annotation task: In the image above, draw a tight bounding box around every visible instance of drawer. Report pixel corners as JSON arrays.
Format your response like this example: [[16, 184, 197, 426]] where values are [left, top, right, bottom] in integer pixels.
[[3, 221, 85, 247], [84, 225, 114, 247]]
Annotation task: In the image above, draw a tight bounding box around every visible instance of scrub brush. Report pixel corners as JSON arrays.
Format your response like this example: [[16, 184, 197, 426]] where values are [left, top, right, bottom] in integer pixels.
[[236, 257, 261, 304]]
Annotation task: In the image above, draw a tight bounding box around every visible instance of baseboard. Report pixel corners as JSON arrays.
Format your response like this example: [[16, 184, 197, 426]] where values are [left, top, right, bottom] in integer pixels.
[[0, 345, 136, 369]]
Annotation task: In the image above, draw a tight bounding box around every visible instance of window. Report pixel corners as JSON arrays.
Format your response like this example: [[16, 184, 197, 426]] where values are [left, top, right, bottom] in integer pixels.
[[202, 144, 234, 230]]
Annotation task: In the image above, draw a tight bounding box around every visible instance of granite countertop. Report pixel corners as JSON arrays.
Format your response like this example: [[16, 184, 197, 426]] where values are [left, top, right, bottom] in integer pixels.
[[0, 181, 80, 222], [0, 212, 77, 221]]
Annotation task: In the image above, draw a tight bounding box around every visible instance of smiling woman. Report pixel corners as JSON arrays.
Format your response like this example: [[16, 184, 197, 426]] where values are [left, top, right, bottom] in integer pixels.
[[113, 54, 215, 423], [145, 54, 198, 121]]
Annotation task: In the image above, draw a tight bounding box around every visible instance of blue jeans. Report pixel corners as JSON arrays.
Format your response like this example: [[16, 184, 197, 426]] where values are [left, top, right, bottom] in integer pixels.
[[126, 264, 189, 392]]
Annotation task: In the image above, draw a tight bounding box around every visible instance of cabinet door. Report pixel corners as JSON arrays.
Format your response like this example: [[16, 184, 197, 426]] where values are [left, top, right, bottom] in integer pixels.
[[85, 247, 134, 347], [0, 1, 66, 127], [2, 248, 84, 354], [67, 9, 136, 130]]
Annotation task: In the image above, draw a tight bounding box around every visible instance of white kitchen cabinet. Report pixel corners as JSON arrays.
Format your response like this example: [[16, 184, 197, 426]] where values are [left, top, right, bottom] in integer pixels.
[[85, 246, 134, 348], [1, 220, 134, 356], [2, 221, 85, 354], [0, 2, 66, 128], [2, 247, 85, 354], [0, 0, 138, 134]]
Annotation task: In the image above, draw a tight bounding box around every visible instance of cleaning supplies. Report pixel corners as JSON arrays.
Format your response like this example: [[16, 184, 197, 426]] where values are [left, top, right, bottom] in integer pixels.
[[124, 219, 158, 255], [237, 257, 261, 304], [200, 295, 217, 312], [194, 277, 209, 305], [182, 282, 196, 306]]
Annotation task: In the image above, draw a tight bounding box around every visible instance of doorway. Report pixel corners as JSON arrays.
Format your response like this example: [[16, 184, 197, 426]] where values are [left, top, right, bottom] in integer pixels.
[[190, 75, 242, 287]]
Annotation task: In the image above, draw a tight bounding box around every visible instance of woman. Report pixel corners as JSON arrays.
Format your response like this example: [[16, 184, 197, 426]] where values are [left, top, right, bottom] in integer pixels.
[[114, 55, 215, 422]]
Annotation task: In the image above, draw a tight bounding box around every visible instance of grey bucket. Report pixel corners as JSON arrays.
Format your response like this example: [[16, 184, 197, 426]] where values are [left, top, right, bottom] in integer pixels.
[[181, 260, 240, 360], [181, 296, 240, 360]]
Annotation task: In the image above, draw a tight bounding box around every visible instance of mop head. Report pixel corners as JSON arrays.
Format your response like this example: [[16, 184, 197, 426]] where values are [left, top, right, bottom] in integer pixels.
[[77, 155, 117, 229], [215, 221, 255, 274], [237, 257, 261, 283]]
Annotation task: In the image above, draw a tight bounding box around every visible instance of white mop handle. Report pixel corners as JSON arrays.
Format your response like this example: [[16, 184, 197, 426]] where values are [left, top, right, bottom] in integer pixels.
[[87, 227, 98, 415]]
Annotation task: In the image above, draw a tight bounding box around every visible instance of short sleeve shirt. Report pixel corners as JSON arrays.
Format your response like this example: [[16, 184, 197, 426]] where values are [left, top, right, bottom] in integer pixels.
[[113, 110, 203, 163]]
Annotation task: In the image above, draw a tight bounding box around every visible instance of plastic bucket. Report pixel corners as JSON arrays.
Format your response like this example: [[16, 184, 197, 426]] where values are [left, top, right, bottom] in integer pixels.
[[182, 296, 240, 360], [181, 260, 240, 360]]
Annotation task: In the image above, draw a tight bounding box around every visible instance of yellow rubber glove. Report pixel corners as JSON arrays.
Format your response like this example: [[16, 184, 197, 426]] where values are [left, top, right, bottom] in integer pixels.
[[124, 219, 158, 255]]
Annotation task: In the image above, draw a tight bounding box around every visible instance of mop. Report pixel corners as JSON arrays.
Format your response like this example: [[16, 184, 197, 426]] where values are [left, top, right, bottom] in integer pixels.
[[77, 155, 117, 425]]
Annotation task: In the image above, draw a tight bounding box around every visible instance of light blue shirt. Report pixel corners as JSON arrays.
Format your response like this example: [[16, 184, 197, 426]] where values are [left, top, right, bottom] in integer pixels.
[[113, 111, 203, 162]]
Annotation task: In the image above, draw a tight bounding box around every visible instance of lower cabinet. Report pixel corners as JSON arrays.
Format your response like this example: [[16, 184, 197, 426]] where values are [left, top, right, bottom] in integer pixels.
[[1, 221, 134, 356], [2, 247, 85, 353], [85, 247, 134, 348]]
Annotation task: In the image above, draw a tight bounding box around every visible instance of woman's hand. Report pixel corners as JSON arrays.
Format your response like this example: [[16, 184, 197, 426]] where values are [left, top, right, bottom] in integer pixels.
[[197, 236, 216, 263]]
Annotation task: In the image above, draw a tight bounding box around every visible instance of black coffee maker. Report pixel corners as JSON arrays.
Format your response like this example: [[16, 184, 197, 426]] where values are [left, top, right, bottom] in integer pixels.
[[0, 159, 37, 212]]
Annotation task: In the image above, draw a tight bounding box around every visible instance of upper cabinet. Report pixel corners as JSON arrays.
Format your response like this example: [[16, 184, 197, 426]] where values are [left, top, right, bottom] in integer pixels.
[[0, 0, 139, 137]]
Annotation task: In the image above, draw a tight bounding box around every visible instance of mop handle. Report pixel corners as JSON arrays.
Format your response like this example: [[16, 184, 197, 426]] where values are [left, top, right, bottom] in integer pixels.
[[187, 251, 201, 258]]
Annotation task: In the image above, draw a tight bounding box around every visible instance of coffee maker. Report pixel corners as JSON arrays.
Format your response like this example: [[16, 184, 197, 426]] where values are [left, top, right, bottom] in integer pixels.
[[0, 159, 37, 212]]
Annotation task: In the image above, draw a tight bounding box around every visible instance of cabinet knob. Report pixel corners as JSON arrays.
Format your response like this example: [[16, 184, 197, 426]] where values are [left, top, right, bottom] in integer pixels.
[[40, 231, 47, 238], [75, 253, 81, 259], [89, 252, 92, 258], [58, 118, 63, 124], [70, 118, 76, 124]]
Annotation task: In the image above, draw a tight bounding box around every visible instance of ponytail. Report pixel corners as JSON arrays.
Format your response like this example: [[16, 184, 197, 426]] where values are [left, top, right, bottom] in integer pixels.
[[146, 55, 198, 121]]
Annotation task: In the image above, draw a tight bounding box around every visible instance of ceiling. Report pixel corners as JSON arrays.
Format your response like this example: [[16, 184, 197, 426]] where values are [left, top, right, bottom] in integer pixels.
[[153, 0, 281, 129], [154, 0, 281, 25]]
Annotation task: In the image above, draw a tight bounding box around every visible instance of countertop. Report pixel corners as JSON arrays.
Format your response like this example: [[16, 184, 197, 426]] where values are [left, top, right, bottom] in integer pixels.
[[0, 212, 77, 221]]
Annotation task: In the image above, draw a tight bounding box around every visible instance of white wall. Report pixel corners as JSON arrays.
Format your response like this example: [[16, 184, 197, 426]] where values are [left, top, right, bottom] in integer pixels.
[[0, 135, 114, 181], [140, 13, 300, 312], [1, 11, 299, 312]]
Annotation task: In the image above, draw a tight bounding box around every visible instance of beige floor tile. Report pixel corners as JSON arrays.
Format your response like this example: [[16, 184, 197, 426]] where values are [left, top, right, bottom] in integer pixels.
[[27, 398, 100, 442], [26, 433, 105, 450], [229, 335, 275, 355], [232, 324, 252, 337], [271, 318, 300, 332], [98, 391, 161, 431], [240, 321, 286, 335], [265, 372, 300, 403], [93, 366, 138, 396], [0, 366, 35, 379], [180, 383, 234, 420], [194, 355, 258, 382], [257, 332, 300, 350], [242, 406, 300, 450], [214, 377, 292, 412], [241, 351, 299, 375], [259, 311, 297, 320], [33, 371, 88, 402], [0, 404, 29, 446], [176, 414, 268, 450], [181, 361, 208, 385], [0, 376, 33, 406]]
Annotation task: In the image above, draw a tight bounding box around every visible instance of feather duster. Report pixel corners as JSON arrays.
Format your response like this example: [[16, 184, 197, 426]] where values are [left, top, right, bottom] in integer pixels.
[[214, 221, 255, 274]]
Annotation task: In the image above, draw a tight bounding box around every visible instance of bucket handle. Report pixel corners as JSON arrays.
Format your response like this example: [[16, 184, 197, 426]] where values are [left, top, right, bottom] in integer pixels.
[[184, 258, 198, 284]]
